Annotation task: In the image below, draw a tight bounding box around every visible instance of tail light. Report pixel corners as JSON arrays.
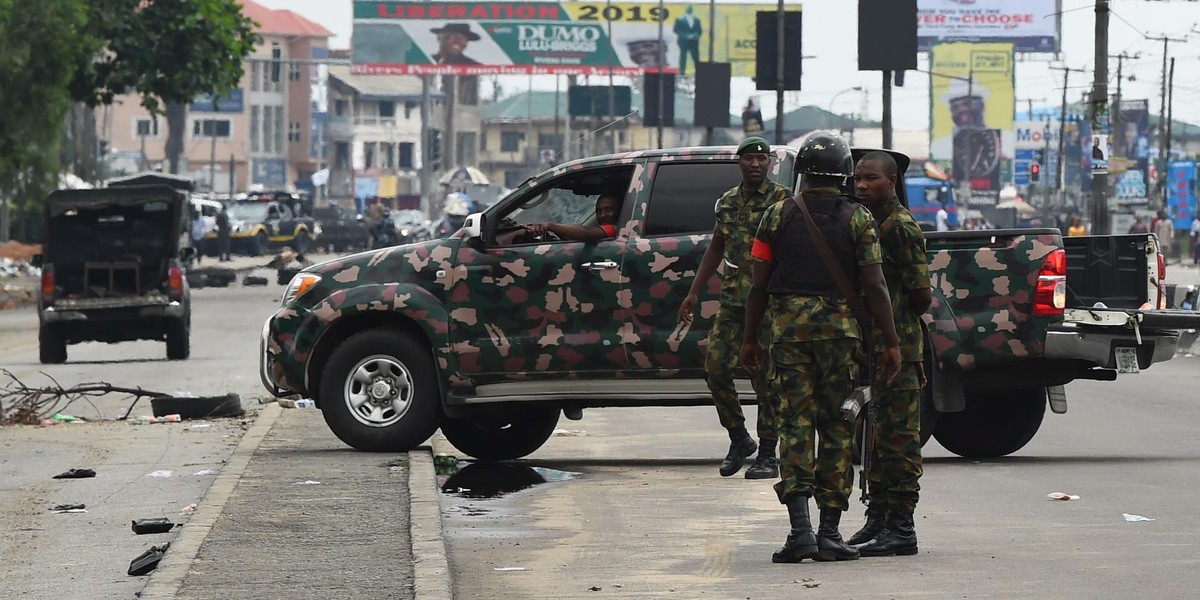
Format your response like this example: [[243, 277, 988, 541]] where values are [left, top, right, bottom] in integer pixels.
[[40, 265, 56, 304], [168, 265, 184, 300], [1157, 252, 1167, 310], [1033, 248, 1067, 316]]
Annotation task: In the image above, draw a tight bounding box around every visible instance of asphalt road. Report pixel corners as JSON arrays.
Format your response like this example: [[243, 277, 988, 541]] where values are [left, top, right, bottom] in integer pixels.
[[0, 261, 289, 600], [433, 355, 1200, 599]]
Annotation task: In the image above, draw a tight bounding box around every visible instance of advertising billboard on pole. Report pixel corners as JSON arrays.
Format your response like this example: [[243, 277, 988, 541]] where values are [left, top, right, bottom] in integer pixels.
[[351, 1, 796, 76], [918, 0, 1060, 53]]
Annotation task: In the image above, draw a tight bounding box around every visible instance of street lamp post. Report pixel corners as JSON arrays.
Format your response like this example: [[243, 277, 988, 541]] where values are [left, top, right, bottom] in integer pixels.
[[827, 86, 864, 131]]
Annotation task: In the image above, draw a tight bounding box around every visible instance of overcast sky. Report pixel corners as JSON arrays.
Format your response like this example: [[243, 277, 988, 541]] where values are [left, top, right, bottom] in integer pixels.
[[258, 0, 1200, 130]]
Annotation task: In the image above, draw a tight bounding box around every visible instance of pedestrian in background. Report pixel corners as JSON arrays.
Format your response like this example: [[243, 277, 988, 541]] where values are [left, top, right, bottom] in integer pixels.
[[679, 136, 791, 480], [740, 131, 901, 563], [215, 204, 232, 262]]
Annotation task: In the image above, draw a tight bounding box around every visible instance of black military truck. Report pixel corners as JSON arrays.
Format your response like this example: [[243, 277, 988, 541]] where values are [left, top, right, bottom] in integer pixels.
[[35, 184, 195, 363]]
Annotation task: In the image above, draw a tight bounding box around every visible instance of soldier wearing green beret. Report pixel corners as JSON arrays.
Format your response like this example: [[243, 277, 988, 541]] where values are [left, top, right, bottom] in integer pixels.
[[678, 136, 791, 480]]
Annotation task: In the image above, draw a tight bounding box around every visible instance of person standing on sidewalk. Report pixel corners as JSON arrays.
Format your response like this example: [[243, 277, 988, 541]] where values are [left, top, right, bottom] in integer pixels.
[[846, 151, 932, 557], [678, 136, 791, 479], [215, 204, 232, 262], [740, 131, 901, 563]]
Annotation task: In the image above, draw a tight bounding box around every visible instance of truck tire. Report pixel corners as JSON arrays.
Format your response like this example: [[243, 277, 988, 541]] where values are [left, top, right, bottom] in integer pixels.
[[319, 328, 441, 452], [252, 231, 269, 257], [39, 326, 67, 364], [440, 406, 561, 461], [166, 319, 190, 360], [932, 388, 1046, 458], [292, 230, 311, 254]]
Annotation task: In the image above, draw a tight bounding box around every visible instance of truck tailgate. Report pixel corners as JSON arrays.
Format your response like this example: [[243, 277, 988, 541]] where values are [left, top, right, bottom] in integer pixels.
[[1062, 234, 1152, 310]]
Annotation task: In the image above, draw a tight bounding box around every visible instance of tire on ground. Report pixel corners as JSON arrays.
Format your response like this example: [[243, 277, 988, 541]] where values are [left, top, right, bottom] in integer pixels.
[[151, 393, 243, 419], [932, 387, 1046, 458], [319, 328, 442, 452], [440, 406, 561, 461]]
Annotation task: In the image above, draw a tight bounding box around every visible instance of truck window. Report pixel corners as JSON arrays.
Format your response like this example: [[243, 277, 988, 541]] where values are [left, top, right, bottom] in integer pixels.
[[644, 162, 742, 236]]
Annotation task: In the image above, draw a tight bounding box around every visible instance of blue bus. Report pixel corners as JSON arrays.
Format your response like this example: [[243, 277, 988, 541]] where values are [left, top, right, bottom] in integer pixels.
[[905, 176, 958, 230]]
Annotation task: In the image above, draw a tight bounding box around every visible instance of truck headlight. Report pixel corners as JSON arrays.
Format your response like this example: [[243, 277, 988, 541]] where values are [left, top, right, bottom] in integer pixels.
[[281, 273, 321, 307]]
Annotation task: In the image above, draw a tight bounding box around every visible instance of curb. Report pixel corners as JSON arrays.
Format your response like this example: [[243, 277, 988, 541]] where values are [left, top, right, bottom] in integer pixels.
[[138, 402, 284, 599], [408, 448, 453, 600]]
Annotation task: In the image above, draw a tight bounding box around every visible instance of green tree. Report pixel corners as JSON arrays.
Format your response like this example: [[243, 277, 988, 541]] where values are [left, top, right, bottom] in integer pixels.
[[0, 0, 87, 241], [70, 0, 261, 174]]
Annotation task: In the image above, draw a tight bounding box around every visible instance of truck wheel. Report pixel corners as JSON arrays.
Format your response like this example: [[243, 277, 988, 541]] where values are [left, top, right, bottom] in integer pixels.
[[319, 328, 441, 452], [292, 230, 311, 254], [440, 406, 560, 461], [252, 231, 269, 257], [38, 326, 67, 364], [932, 388, 1046, 458], [166, 319, 190, 360]]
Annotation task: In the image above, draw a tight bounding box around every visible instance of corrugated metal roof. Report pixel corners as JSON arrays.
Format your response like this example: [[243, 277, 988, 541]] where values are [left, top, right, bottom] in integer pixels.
[[241, 0, 332, 38], [482, 90, 705, 126], [327, 65, 425, 100]]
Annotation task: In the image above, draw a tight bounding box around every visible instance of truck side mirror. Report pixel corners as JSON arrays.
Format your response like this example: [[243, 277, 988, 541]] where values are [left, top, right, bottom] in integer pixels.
[[30, 254, 43, 268], [461, 212, 484, 240]]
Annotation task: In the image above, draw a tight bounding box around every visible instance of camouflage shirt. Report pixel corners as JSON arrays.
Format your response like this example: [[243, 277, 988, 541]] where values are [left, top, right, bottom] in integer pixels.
[[713, 179, 792, 307], [872, 196, 930, 362], [750, 187, 882, 342]]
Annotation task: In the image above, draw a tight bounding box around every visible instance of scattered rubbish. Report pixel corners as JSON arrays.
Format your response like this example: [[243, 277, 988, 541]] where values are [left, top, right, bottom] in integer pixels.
[[434, 453, 459, 476], [1123, 513, 1155, 522], [147, 470, 173, 478], [242, 275, 269, 287], [187, 423, 213, 429], [293, 480, 321, 485], [494, 567, 527, 572], [2, 371, 170, 426], [194, 469, 218, 476], [588, 586, 602, 592], [127, 543, 170, 576], [169, 391, 197, 399], [180, 503, 198, 515], [1047, 492, 1080, 501], [51, 503, 86, 512], [131, 518, 175, 535], [53, 468, 97, 480], [34, 449, 44, 455], [552, 428, 587, 437], [39, 419, 57, 427], [279, 398, 315, 409], [52, 412, 80, 423], [794, 578, 821, 588]]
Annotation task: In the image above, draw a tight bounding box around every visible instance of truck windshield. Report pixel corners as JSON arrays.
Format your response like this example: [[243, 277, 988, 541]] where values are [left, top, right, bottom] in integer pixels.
[[229, 203, 269, 222]]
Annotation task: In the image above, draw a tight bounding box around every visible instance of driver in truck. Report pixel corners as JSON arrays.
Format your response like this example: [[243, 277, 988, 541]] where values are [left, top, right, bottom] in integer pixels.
[[526, 194, 623, 242]]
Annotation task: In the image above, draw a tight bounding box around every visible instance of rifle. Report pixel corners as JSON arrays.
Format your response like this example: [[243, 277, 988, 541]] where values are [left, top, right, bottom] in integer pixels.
[[792, 193, 876, 506]]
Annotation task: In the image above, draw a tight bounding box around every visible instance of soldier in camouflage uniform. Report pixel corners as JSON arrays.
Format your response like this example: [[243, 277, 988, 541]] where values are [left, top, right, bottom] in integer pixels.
[[740, 131, 901, 563], [846, 151, 932, 557], [679, 136, 792, 479]]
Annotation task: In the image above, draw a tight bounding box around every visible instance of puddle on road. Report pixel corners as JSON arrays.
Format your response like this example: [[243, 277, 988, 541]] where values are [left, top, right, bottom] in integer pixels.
[[439, 461, 580, 499]]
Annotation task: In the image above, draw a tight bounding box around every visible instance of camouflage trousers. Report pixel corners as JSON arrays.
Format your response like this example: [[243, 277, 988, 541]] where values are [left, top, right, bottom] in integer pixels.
[[704, 304, 775, 441], [770, 338, 858, 510], [863, 361, 924, 514]]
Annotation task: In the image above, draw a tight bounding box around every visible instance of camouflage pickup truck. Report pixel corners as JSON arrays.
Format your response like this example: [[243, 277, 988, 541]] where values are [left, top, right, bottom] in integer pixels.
[[260, 146, 1200, 460]]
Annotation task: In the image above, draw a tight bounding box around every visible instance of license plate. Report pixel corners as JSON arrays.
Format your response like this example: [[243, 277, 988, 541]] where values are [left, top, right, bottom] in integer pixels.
[[1115, 347, 1141, 374]]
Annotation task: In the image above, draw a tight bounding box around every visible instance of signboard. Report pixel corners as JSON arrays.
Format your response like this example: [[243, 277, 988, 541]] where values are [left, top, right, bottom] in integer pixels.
[[1090, 134, 1109, 175], [351, 1, 797, 76], [918, 0, 1060, 53], [252, 158, 288, 186], [1014, 120, 1058, 150], [929, 42, 1015, 163], [1168, 161, 1197, 231], [191, 89, 244, 113]]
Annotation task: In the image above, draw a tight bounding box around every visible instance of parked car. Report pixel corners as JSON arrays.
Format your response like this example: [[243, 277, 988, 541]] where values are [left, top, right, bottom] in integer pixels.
[[389, 209, 433, 244], [312, 205, 369, 252], [259, 145, 1200, 461], [204, 198, 318, 256], [35, 184, 194, 363]]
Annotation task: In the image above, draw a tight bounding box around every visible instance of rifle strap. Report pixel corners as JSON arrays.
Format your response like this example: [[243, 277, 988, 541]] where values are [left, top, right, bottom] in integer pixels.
[[792, 193, 873, 348]]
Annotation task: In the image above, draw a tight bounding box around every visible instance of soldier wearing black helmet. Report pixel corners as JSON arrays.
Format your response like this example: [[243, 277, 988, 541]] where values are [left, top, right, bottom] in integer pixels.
[[740, 130, 901, 563]]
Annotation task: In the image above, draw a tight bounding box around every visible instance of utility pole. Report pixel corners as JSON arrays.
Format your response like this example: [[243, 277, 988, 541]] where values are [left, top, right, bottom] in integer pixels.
[[1147, 35, 1186, 178], [208, 120, 218, 195], [606, 0, 616, 153], [774, 0, 785, 145], [656, 0, 666, 149], [1109, 52, 1138, 157], [1164, 56, 1176, 208], [1090, 0, 1111, 234], [445, 75, 457, 174], [1050, 65, 1086, 203], [705, 0, 716, 145], [419, 75, 433, 219], [882, 71, 893, 149]]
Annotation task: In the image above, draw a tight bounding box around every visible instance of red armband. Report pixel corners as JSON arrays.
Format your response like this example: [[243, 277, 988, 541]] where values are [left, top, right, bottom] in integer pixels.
[[750, 238, 773, 261], [599, 224, 617, 238]]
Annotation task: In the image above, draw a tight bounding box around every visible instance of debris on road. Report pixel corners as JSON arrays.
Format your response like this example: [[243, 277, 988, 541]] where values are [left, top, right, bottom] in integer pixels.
[[278, 398, 314, 409], [587, 586, 602, 592], [53, 468, 97, 479], [151, 393, 244, 420], [794, 578, 821, 588], [1047, 492, 1080, 501], [293, 480, 321, 485], [194, 469, 218, 476], [1123, 513, 1155, 522], [185, 267, 236, 289], [242, 275, 269, 287], [52, 412, 82, 423], [552, 428, 587, 437], [180, 503, 198, 515], [51, 503, 86, 512], [127, 543, 170, 576], [147, 470, 173, 478], [0, 370, 169, 425], [132, 518, 176, 535], [493, 567, 527, 572], [129, 414, 182, 425]]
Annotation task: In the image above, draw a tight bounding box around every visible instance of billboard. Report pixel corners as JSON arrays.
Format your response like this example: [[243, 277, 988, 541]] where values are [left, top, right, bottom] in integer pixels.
[[929, 42, 1015, 196], [918, 0, 1060, 53], [351, 1, 796, 76], [191, 89, 244, 113], [1168, 161, 1197, 231]]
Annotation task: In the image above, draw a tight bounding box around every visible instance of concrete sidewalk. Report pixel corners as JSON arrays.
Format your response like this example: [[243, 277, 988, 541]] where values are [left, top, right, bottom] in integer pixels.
[[140, 404, 450, 600]]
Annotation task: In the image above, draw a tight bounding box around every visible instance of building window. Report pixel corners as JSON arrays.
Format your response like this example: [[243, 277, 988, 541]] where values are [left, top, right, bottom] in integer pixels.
[[456, 132, 477, 166], [504, 170, 525, 189], [480, 133, 487, 151], [334, 99, 348, 117], [364, 142, 376, 169], [399, 143, 414, 168], [288, 62, 302, 82], [134, 117, 160, 138], [378, 101, 395, 118], [383, 143, 396, 169], [404, 101, 417, 119], [500, 131, 523, 153], [263, 107, 275, 152], [250, 60, 262, 91], [288, 122, 301, 143], [538, 134, 564, 151], [274, 107, 285, 153], [334, 141, 350, 169], [458, 76, 479, 105], [193, 119, 231, 138], [250, 106, 261, 152]]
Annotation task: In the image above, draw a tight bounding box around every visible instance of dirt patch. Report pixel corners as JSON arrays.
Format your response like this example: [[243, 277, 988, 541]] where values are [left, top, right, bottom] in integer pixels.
[[0, 241, 42, 261]]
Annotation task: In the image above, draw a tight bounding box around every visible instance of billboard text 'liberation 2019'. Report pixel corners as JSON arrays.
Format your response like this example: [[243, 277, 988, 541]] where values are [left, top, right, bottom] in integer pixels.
[[373, 2, 565, 21]]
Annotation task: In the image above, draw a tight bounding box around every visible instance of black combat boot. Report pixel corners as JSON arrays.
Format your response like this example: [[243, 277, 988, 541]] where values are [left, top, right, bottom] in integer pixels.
[[718, 429, 758, 477], [772, 495, 819, 563], [858, 511, 918, 557], [813, 508, 860, 561], [744, 439, 779, 479], [846, 503, 888, 546]]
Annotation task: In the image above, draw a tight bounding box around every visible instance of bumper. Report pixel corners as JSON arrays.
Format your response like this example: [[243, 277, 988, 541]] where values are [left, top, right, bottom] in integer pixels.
[[42, 301, 185, 323], [259, 315, 291, 397], [1045, 325, 1179, 369]]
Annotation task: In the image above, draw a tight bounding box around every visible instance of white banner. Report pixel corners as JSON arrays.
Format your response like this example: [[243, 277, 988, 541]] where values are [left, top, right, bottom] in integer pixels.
[[919, 0, 1060, 53]]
